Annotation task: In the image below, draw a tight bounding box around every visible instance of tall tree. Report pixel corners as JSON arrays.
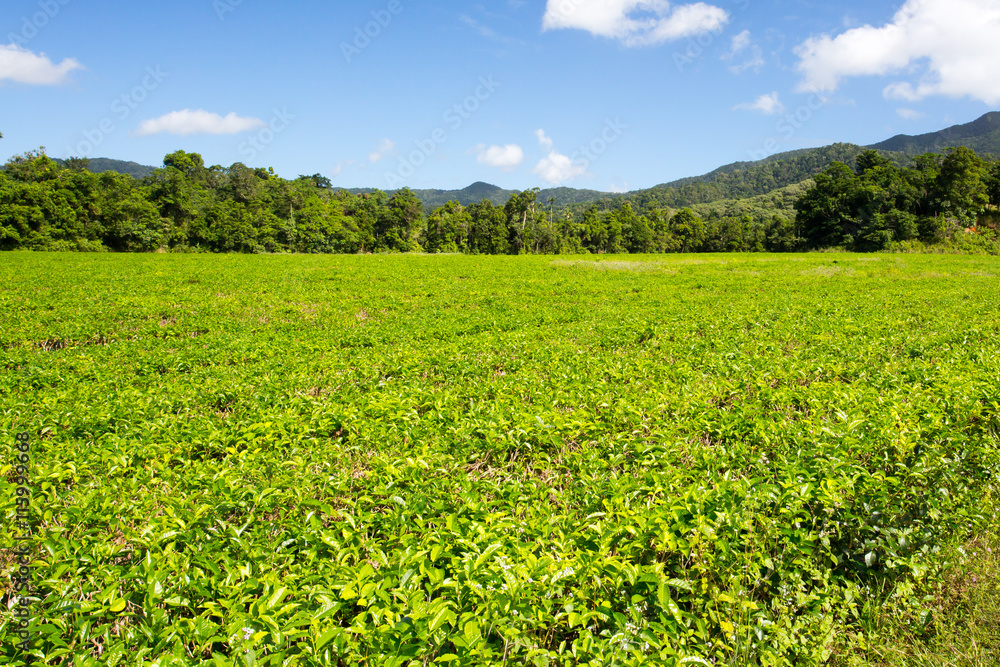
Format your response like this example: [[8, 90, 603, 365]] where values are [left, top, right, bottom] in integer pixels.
[[424, 200, 468, 253], [987, 161, 1000, 207], [504, 188, 540, 254], [467, 200, 508, 255], [382, 188, 422, 251], [795, 162, 861, 248], [934, 146, 989, 225], [669, 208, 706, 252]]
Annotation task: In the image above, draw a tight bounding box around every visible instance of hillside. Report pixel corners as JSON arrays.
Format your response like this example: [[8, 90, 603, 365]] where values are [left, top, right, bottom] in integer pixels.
[[564, 112, 999, 214], [53, 157, 156, 179], [611, 143, 880, 213], [399, 111, 1000, 214], [348, 181, 606, 212], [46, 111, 1000, 215], [869, 111, 1000, 156], [687, 178, 815, 222]]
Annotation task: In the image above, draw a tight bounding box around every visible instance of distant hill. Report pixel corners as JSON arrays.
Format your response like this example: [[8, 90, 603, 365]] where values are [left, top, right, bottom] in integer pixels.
[[347, 181, 607, 212], [410, 182, 513, 209], [391, 143, 884, 215], [391, 112, 1000, 214], [611, 143, 883, 212], [584, 111, 1000, 214], [62, 111, 1000, 214], [868, 111, 1000, 156], [53, 157, 156, 179]]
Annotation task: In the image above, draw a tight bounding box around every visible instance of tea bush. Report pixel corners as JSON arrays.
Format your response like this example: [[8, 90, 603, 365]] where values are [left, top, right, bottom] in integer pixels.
[[1, 253, 998, 666]]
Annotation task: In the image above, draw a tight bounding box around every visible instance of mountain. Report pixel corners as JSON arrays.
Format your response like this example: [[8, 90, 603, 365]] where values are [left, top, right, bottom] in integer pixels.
[[88, 158, 157, 179], [347, 181, 607, 212], [868, 111, 1000, 156], [410, 181, 513, 209], [610, 143, 882, 212], [54, 157, 156, 179], [581, 111, 1000, 213], [66, 111, 1000, 213], [403, 113, 1000, 215]]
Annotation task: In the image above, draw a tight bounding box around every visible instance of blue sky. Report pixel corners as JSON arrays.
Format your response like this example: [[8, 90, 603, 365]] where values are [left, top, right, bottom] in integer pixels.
[[2, 0, 998, 192]]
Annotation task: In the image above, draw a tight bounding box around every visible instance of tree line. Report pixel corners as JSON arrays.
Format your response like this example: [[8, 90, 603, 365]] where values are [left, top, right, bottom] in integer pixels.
[[1, 146, 998, 254]]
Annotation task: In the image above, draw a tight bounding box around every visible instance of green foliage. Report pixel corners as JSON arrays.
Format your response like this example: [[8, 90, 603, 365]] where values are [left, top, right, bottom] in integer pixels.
[[3, 146, 999, 256], [1, 254, 999, 665], [796, 148, 999, 251], [987, 162, 1000, 208], [831, 519, 1000, 666], [933, 147, 989, 224], [625, 143, 880, 211]]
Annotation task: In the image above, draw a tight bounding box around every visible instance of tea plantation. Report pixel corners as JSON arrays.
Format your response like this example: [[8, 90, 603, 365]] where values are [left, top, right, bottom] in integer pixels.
[[1, 253, 999, 666]]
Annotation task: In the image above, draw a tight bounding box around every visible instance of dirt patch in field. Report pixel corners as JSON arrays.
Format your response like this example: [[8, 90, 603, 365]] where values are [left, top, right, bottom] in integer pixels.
[[801, 265, 856, 277], [550, 260, 675, 274]]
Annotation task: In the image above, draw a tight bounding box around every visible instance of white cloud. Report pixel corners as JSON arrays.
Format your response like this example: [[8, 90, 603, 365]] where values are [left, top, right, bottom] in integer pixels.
[[0, 44, 82, 85], [331, 160, 357, 178], [896, 108, 924, 120], [534, 151, 587, 185], [730, 50, 764, 74], [134, 110, 264, 137], [794, 0, 1000, 104], [475, 143, 525, 169], [460, 14, 494, 38], [723, 30, 764, 74], [734, 92, 784, 115], [532, 128, 589, 184], [535, 129, 554, 150], [727, 29, 751, 55], [368, 139, 395, 163], [542, 0, 728, 47]]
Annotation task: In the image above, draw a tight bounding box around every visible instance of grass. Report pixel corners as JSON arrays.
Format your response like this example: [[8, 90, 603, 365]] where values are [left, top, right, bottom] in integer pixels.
[[831, 499, 1000, 667]]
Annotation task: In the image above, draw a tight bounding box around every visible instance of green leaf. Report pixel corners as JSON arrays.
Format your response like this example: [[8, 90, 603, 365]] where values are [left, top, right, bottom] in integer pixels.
[[315, 626, 339, 651], [428, 607, 455, 634], [463, 620, 481, 643]]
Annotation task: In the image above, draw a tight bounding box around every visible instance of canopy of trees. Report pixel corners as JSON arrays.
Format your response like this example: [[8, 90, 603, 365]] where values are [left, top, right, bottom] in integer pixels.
[[796, 147, 999, 250], [1, 147, 997, 254]]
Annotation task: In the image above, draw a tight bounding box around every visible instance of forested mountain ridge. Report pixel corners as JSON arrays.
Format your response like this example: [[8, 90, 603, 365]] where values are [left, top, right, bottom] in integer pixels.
[[349, 182, 607, 212], [603, 144, 881, 214], [627, 112, 1000, 200], [52, 157, 156, 179], [342, 111, 1000, 213], [868, 111, 1000, 156], [38, 112, 1000, 214], [389, 112, 1000, 213], [345, 144, 881, 213]]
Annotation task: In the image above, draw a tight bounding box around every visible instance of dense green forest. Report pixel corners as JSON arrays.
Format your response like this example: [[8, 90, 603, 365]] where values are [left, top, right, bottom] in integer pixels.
[[1, 144, 999, 254], [797, 147, 1000, 251]]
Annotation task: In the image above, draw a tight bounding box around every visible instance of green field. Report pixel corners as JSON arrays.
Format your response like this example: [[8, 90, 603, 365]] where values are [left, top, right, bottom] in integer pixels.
[[2, 253, 999, 666]]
